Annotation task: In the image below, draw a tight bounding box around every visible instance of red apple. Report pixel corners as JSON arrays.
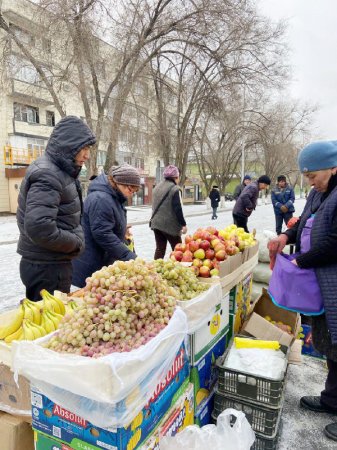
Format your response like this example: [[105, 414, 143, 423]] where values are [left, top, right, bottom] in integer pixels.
[[199, 266, 211, 278], [174, 250, 183, 261], [215, 249, 227, 261], [203, 259, 214, 269], [206, 226, 217, 235], [193, 230, 203, 240], [194, 248, 206, 260], [201, 231, 212, 242], [190, 266, 200, 276], [185, 235, 193, 244], [199, 240, 211, 251], [189, 240, 200, 253], [214, 244, 226, 254], [182, 250, 193, 262], [210, 268, 220, 277], [226, 245, 239, 256], [174, 243, 186, 252], [205, 249, 215, 259], [192, 258, 203, 268], [211, 238, 221, 248]]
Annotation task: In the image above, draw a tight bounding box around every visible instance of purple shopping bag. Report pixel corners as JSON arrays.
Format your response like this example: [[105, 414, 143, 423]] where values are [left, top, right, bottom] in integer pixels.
[[268, 252, 324, 315]]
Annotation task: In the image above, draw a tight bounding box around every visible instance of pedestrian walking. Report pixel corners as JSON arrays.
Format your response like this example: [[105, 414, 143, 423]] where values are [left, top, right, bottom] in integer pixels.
[[232, 175, 271, 232], [268, 140, 337, 441], [72, 164, 139, 288], [209, 185, 221, 219], [271, 175, 295, 234], [17, 116, 96, 300], [233, 175, 252, 200], [150, 165, 187, 259]]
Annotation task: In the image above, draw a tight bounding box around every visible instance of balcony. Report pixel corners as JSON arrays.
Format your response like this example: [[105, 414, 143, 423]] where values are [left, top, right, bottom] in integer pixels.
[[11, 79, 54, 106], [3, 145, 44, 167]]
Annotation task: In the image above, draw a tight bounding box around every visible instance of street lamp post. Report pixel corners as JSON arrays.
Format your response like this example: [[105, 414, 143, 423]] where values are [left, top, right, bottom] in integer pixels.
[[241, 144, 245, 182]]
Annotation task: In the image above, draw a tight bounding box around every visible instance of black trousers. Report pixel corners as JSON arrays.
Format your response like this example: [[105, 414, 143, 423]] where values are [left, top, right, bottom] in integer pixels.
[[321, 359, 337, 410], [232, 213, 249, 232], [275, 212, 293, 235], [20, 259, 72, 301], [212, 207, 218, 219], [153, 229, 182, 260]]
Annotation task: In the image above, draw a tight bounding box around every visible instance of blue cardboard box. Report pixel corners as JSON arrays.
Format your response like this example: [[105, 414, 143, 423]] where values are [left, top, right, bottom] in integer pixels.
[[194, 389, 215, 427], [31, 344, 190, 450]]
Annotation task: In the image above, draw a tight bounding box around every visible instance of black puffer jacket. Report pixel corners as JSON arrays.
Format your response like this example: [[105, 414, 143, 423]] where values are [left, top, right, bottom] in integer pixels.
[[17, 116, 96, 263]]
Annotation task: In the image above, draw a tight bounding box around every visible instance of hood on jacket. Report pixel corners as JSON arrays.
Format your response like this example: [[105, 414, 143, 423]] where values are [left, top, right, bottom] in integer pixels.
[[46, 116, 96, 178], [88, 173, 127, 203]]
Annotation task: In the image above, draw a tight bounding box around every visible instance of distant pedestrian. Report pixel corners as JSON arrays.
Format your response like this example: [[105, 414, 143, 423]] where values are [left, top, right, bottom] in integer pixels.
[[232, 175, 271, 232], [233, 175, 252, 200], [271, 175, 295, 234], [150, 165, 187, 259], [209, 185, 221, 219]]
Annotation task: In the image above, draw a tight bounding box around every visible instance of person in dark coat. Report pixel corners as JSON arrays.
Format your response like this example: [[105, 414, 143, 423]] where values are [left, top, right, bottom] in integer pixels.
[[72, 164, 139, 287], [209, 185, 221, 219], [232, 175, 271, 232], [271, 175, 295, 234], [17, 116, 96, 300], [268, 140, 337, 441], [150, 165, 187, 259], [233, 175, 252, 200]]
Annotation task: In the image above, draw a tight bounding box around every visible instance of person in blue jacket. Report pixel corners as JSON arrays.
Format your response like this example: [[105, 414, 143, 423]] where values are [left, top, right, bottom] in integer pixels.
[[271, 175, 295, 234], [72, 164, 140, 287]]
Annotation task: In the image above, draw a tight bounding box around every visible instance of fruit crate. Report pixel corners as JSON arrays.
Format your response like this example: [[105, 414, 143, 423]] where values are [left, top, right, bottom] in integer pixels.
[[213, 389, 282, 436], [252, 420, 282, 450], [216, 337, 288, 408]]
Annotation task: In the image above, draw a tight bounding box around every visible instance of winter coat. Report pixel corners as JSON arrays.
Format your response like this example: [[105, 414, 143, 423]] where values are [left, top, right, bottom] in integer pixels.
[[150, 179, 186, 236], [233, 183, 245, 200], [233, 181, 259, 217], [271, 184, 295, 215], [72, 173, 136, 287], [209, 188, 220, 208], [17, 116, 96, 263]]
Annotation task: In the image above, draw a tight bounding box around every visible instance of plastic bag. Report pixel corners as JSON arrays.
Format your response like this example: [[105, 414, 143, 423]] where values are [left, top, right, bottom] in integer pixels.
[[12, 308, 187, 428], [160, 408, 255, 450], [177, 283, 222, 332], [256, 230, 276, 263], [253, 262, 272, 284]]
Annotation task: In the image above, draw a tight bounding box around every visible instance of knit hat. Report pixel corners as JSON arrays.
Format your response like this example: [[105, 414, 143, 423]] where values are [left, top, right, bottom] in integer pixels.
[[243, 175, 251, 181], [277, 175, 286, 182], [109, 164, 141, 186], [163, 165, 179, 178], [257, 175, 271, 185], [298, 141, 337, 172]]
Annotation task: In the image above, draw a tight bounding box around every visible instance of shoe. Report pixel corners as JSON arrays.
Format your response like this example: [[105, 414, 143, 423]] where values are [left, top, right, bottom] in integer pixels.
[[325, 423, 337, 441], [300, 396, 337, 414]]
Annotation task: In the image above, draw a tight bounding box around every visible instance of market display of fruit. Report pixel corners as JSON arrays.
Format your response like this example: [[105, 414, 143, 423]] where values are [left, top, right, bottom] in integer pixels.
[[170, 225, 256, 277], [264, 315, 293, 334], [0, 291, 67, 343], [153, 259, 209, 300], [46, 259, 179, 358]]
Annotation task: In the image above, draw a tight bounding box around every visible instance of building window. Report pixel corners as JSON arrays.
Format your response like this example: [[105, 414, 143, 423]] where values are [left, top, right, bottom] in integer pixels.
[[27, 138, 45, 158], [14, 103, 39, 124], [46, 111, 55, 126], [135, 158, 144, 170]]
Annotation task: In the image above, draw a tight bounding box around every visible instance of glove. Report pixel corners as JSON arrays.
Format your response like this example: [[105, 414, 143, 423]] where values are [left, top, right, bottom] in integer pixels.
[[268, 234, 288, 269], [280, 205, 288, 213]]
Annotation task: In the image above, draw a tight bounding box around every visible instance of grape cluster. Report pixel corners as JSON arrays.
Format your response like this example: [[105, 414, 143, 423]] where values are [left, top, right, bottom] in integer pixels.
[[46, 259, 177, 358], [153, 259, 209, 300]]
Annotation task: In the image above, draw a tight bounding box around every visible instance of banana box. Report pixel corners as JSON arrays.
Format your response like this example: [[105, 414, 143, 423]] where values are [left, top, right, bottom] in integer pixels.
[[31, 344, 189, 450], [190, 334, 226, 413], [138, 382, 194, 450], [229, 273, 253, 315], [188, 293, 229, 365], [194, 388, 215, 427]]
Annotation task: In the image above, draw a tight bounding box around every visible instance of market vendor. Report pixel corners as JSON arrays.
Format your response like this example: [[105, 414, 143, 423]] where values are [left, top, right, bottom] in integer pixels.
[[72, 164, 139, 288], [17, 116, 96, 301], [268, 140, 337, 442]]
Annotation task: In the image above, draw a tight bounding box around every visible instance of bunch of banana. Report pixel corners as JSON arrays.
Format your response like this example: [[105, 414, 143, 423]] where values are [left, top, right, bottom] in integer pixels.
[[0, 304, 25, 340], [22, 298, 41, 325], [40, 289, 66, 315], [40, 309, 63, 333], [5, 318, 47, 343]]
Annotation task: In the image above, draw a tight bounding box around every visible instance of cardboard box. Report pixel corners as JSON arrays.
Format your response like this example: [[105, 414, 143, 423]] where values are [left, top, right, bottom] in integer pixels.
[[194, 389, 214, 427], [188, 293, 229, 364], [0, 363, 31, 417], [190, 335, 226, 411], [242, 289, 300, 347], [0, 411, 34, 450], [298, 324, 325, 359], [229, 273, 252, 315], [31, 345, 189, 450]]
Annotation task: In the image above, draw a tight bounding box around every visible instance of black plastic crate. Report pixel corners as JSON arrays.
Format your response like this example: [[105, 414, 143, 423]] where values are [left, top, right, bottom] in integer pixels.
[[216, 337, 288, 408], [213, 390, 282, 436], [252, 421, 282, 450]]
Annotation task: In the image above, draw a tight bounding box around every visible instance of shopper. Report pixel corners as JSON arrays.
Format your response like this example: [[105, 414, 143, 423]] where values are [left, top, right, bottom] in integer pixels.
[[72, 164, 139, 287], [271, 175, 295, 234], [268, 140, 337, 441], [209, 185, 221, 220], [233, 175, 252, 200], [16, 116, 95, 300], [150, 165, 187, 259], [232, 175, 271, 232]]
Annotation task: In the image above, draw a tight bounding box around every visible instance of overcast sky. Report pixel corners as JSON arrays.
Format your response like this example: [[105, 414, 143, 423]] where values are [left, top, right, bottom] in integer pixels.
[[258, 0, 337, 140]]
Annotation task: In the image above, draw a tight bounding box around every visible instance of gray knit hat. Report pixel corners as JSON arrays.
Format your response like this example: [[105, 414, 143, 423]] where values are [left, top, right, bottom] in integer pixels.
[[109, 164, 141, 186]]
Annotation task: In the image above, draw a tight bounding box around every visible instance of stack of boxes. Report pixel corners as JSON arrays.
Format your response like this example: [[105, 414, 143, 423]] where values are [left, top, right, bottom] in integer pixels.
[[228, 273, 253, 343]]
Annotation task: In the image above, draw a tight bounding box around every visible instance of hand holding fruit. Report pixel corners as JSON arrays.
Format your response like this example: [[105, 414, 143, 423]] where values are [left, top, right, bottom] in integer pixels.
[[268, 234, 288, 269]]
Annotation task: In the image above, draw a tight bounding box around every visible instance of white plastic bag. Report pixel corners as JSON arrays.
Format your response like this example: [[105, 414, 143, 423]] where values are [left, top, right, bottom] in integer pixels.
[[256, 230, 276, 263], [160, 409, 255, 450], [12, 308, 187, 428], [177, 283, 222, 332], [253, 263, 272, 284]]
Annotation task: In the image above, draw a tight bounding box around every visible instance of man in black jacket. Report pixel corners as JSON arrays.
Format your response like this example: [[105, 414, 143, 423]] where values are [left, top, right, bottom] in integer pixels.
[[209, 186, 221, 219], [17, 116, 96, 300]]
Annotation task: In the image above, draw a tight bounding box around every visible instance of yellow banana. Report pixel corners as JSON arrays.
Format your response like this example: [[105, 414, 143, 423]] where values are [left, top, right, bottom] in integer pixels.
[[40, 290, 65, 315], [28, 321, 47, 338], [22, 319, 36, 340], [0, 304, 24, 340], [23, 302, 34, 322], [45, 310, 62, 329], [24, 299, 42, 325], [5, 326, 24, 343], [41, 312, 56, 334]]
